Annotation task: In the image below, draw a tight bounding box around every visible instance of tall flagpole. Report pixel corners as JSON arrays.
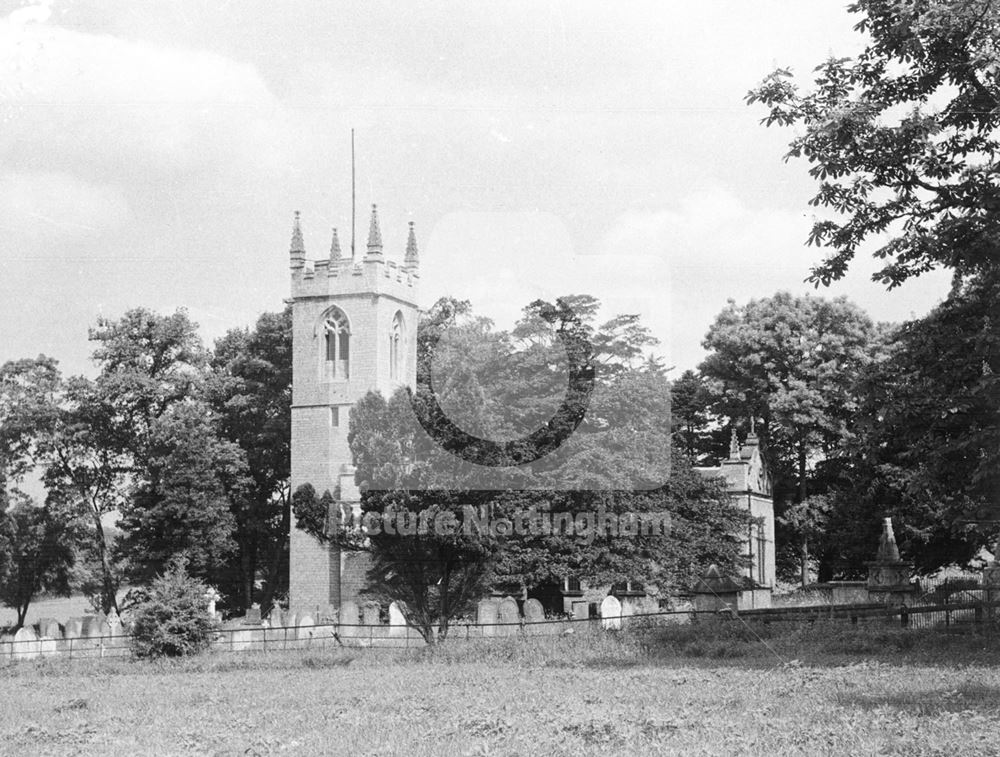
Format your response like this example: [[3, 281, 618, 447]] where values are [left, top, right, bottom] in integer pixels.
[[351, 128, 356, 261]]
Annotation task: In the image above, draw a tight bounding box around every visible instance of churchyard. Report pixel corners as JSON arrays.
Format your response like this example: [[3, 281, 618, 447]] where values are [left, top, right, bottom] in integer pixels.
[[1, 622, 999, 755]]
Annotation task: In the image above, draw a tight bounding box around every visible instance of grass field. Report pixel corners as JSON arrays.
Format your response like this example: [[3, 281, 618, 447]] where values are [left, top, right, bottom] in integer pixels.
[[3, 622, 1000, 756]]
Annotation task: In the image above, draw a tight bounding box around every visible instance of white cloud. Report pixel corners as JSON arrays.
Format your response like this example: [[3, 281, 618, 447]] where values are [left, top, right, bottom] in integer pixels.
[[0, 13, 292, 183], [0, 170, 128, 241]]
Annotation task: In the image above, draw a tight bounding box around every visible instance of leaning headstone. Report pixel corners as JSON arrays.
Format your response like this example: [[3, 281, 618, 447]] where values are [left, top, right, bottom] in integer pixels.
[[498, 597, 520, 636], [38, 618, 61, 640], [477, 598, 500, 637], [600, 595, 623, 630], [388, 602, 407, 637], [339, 600, 360, 638], [12, 627, 40, 661]]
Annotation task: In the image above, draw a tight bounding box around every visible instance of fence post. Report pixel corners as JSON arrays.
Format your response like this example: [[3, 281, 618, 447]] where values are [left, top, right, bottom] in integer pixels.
[[900, 606, 909, 628], [975, 602, 983, 625]]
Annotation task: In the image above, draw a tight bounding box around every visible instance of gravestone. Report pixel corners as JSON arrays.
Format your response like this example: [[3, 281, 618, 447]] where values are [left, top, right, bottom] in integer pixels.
[[38, 636, 58, 657], [229, 628, 252, 652], [105, 608, 123, 640], [81, 614, 106, 638], [388, 602, 407, 637], [243, 607, 262, 625], [522, 598, 545, 634], [12, 627, 40, 660], [571, 601, 589, 621], [361, 603, 381, 628], [296, 614, 315, 642], [477, 598, 500, 637], [498, 597, 520, 636], [38, 618, 61, 640], [600, 595, 623, 630], [64, 617, 84, 640], [339, 600, 360, 638]]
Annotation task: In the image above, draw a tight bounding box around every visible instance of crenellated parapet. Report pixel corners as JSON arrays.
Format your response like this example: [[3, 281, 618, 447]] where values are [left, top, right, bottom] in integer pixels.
[[288, 204, 419, 303]]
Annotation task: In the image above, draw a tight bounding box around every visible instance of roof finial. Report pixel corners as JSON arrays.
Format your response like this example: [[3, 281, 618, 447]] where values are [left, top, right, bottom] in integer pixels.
[[366, 204, 383, 255], [405, 221, 419, 267], [729, 426, 740, 460], [330, 227, 342, 262], [746, 416, 759, 445], [289, 210, 305, 269]]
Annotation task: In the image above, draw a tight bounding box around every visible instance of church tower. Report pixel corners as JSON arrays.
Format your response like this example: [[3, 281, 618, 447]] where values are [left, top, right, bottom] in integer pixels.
[[287, 205, 420, 614]]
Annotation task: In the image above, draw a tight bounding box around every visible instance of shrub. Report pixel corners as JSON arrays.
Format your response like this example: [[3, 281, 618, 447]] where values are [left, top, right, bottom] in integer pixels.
[[129, 557, 218, 659]]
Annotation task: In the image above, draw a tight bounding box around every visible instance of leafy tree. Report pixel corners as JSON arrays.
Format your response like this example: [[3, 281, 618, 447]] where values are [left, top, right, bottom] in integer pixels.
[[84, 308, 248, 601], [699, 292, 881, 583], [670, 370, 718, 464], [117, 401, 243, 585], [210, 307, 292, 613], [748, 0, 1000, 572], [0, 495, 82, 629], [0, 358, 129, 614], [747, 0, 1000, 288], [837, 270, 1000, 572], [129, 556, 218, 659]]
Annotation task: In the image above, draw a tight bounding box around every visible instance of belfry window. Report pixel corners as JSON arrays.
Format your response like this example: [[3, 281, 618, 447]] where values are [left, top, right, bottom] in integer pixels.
[[324, 308, 350, 379], [389, 311, 403, 380]]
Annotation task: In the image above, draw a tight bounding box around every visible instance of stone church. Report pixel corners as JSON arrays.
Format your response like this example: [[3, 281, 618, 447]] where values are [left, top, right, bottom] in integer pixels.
[[287, 205, 419, 613], [286, 207, 776, 614]]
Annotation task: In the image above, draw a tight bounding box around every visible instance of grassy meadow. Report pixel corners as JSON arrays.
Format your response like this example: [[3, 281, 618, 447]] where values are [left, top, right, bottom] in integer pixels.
[[3, 622, 1000, 755]]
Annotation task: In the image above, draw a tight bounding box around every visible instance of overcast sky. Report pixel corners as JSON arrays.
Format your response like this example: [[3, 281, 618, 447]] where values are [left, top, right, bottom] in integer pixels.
[[0, 0, 952, 377]]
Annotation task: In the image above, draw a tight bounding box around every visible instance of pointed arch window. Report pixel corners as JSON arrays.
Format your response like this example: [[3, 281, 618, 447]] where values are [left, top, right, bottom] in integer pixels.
[[389, 311, 403, 381], [324, 308, 350, 379]]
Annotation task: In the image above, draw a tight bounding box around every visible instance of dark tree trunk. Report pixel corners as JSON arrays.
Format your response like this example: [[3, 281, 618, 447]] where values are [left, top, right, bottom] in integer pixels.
[[437, 560, 451, 643], [91, 504, 118, 614], [259, 490, 291, 615]]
